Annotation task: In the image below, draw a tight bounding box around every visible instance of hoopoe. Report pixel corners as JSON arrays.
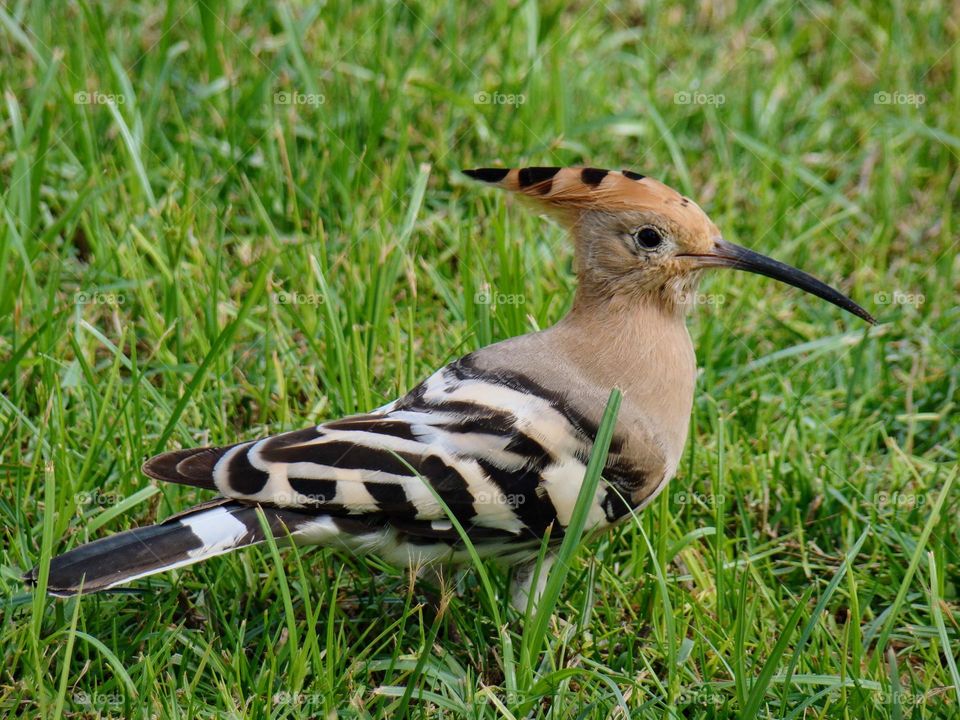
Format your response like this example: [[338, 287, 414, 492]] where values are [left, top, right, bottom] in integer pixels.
[[29, 166, 874, 609]]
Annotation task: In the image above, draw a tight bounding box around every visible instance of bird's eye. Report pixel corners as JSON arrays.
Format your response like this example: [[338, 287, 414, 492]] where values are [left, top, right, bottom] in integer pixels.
[[633, 227, 663, 250]]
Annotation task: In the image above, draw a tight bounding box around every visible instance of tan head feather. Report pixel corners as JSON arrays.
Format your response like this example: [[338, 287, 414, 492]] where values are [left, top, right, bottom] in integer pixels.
[[463, 165, 875, 324], [463, 166, 716, 241]]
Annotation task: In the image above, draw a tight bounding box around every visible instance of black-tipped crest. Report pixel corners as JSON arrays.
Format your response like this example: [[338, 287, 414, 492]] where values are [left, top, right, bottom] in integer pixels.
[[580, 167, 609, 185], [517, 166, 561, 190], [463, 167, 509, 183]]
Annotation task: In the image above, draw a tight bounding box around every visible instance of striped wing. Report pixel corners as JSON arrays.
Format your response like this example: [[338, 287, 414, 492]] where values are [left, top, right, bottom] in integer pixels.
[[148, 354, 645, 550]]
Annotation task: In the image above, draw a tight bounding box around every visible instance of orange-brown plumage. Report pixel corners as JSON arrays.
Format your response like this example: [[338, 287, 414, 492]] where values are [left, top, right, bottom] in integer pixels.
[[463, 165, 872, 322], [463, 166, 719, 256]]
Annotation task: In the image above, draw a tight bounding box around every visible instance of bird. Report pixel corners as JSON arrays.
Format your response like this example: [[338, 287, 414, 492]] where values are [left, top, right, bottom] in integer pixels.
[[28, 166, 874, 610]]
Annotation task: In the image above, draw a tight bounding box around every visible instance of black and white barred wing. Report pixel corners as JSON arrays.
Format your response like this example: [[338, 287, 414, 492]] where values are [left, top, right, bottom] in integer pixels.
[[35, 355, 645, 596], [199, 355, 639, 547]]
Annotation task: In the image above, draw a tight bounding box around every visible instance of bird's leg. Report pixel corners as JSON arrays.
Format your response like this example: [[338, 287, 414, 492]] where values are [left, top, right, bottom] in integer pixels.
[[509, 553, 556, 613]]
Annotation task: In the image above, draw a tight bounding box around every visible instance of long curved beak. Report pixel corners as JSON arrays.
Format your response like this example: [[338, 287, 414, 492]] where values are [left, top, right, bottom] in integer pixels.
[[685, 239, 876, 324]]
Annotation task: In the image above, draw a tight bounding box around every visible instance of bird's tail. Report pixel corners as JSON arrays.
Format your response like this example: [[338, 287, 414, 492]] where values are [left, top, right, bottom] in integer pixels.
[[26, 499, 327, 597]]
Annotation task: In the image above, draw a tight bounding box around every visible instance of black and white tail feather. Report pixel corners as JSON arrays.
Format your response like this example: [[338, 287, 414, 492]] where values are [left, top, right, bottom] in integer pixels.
[[29, 499, 322, 596], [28, 352, 647, 600]]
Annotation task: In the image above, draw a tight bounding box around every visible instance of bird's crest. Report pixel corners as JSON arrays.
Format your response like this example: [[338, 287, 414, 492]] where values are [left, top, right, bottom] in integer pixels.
[[463, 166, 710, 232]]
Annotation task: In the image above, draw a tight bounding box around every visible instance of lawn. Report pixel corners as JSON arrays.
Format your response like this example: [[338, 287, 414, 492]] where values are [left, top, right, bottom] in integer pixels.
[[1, 0, 958, 717]]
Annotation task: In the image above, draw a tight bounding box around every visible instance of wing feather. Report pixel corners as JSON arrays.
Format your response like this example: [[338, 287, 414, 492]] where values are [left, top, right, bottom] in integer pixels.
[[142, 352, 649, 548]]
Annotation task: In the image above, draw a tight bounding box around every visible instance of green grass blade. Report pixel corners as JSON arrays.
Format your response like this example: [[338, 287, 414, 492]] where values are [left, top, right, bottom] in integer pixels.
[[519, 389, 622, 688]]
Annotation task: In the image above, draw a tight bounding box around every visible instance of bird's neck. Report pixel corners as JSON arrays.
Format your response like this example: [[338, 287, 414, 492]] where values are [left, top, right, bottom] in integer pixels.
[[557, 288, 694, 382], [550, 286, 697, 460]]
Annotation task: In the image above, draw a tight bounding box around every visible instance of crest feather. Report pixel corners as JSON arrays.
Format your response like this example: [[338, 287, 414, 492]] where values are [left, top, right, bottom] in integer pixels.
[[463, 166, 711, 232], [464, 166, 673, 210]]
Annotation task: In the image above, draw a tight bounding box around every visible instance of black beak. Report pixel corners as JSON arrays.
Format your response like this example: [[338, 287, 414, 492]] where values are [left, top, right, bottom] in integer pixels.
[[687, 239, 875, 324]]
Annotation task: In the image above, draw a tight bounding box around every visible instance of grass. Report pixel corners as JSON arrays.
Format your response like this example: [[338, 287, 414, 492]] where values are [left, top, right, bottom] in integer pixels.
[[0, 0, 957, 717]]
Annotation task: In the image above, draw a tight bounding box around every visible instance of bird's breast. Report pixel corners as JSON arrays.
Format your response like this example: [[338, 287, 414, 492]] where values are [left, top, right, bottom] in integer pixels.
[[469, 319, 696, 523]]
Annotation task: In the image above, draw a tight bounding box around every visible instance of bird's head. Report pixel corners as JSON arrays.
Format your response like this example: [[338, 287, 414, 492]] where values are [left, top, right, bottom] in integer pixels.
[[464, 166, 874, 323]]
